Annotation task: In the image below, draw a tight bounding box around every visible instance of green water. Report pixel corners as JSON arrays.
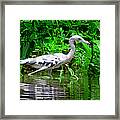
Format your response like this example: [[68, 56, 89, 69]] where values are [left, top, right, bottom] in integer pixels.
[[20, 66, 100, 100]]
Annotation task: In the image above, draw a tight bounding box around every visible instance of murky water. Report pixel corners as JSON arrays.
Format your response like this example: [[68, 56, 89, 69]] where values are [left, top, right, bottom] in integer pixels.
[[20, 67, 100, 100], [20, 77, 68, 100]]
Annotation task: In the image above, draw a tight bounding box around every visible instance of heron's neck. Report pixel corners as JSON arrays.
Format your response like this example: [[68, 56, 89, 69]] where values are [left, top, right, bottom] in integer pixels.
[[67, 44, 75, 59]]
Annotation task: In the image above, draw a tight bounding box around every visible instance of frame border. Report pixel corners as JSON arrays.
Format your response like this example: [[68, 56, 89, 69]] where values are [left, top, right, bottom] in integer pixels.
[[0, 0, 119, 119]]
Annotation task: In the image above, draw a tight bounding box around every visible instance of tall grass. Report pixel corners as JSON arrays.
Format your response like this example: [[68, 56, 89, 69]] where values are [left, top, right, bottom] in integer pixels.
[[20, 20, 100, 100]]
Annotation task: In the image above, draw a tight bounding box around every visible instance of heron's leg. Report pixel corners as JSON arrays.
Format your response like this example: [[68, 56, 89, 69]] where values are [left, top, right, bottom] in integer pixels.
[[28, 69, 42, 76], [65, 64, 69, 71], [65, 64, 69, 67], [59, 65, 64, 82], [48, 69, 53, 78], [48, 69, 52, 75], [28, 66, 48, 76]]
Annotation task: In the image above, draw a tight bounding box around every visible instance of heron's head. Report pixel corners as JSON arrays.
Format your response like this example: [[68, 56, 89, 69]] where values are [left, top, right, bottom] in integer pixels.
[[69, 35, 90, 45]]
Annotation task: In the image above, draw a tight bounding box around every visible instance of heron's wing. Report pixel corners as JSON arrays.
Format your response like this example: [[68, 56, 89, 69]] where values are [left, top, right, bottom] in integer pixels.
[[20, 53, 67, 70], [34, 54, 61, 69]]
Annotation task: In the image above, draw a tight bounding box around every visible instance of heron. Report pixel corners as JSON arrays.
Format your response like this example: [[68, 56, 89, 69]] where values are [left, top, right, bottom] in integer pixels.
[[20, 35, 90, 76]]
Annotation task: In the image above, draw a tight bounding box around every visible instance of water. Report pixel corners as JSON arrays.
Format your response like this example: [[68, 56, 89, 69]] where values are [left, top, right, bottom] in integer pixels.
[[20, 67, 100, 100], [20, 77, 68, 100]]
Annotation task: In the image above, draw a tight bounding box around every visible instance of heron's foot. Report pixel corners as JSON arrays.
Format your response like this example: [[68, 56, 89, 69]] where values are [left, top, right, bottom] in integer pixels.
[[47, 69, 53, 79], [28, 73, 33, 76], [40, 75, 52, 80], [48, 74, 53, 79]]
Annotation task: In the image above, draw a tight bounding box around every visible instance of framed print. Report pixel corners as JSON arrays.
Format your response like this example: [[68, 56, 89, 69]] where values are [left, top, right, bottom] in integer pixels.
[[0, 0, 119, 119]]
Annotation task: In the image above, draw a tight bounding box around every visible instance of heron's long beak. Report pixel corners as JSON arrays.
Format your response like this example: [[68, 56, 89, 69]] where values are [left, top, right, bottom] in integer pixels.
[[81, 39, 90, 45]]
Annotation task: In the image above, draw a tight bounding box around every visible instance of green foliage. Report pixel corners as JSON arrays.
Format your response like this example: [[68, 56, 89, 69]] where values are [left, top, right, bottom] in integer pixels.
[[20, 20, 100, 100]]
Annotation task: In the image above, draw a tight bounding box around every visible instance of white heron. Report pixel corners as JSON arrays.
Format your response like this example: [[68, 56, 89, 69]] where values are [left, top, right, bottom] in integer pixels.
[[20, 35, 90, 76]]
